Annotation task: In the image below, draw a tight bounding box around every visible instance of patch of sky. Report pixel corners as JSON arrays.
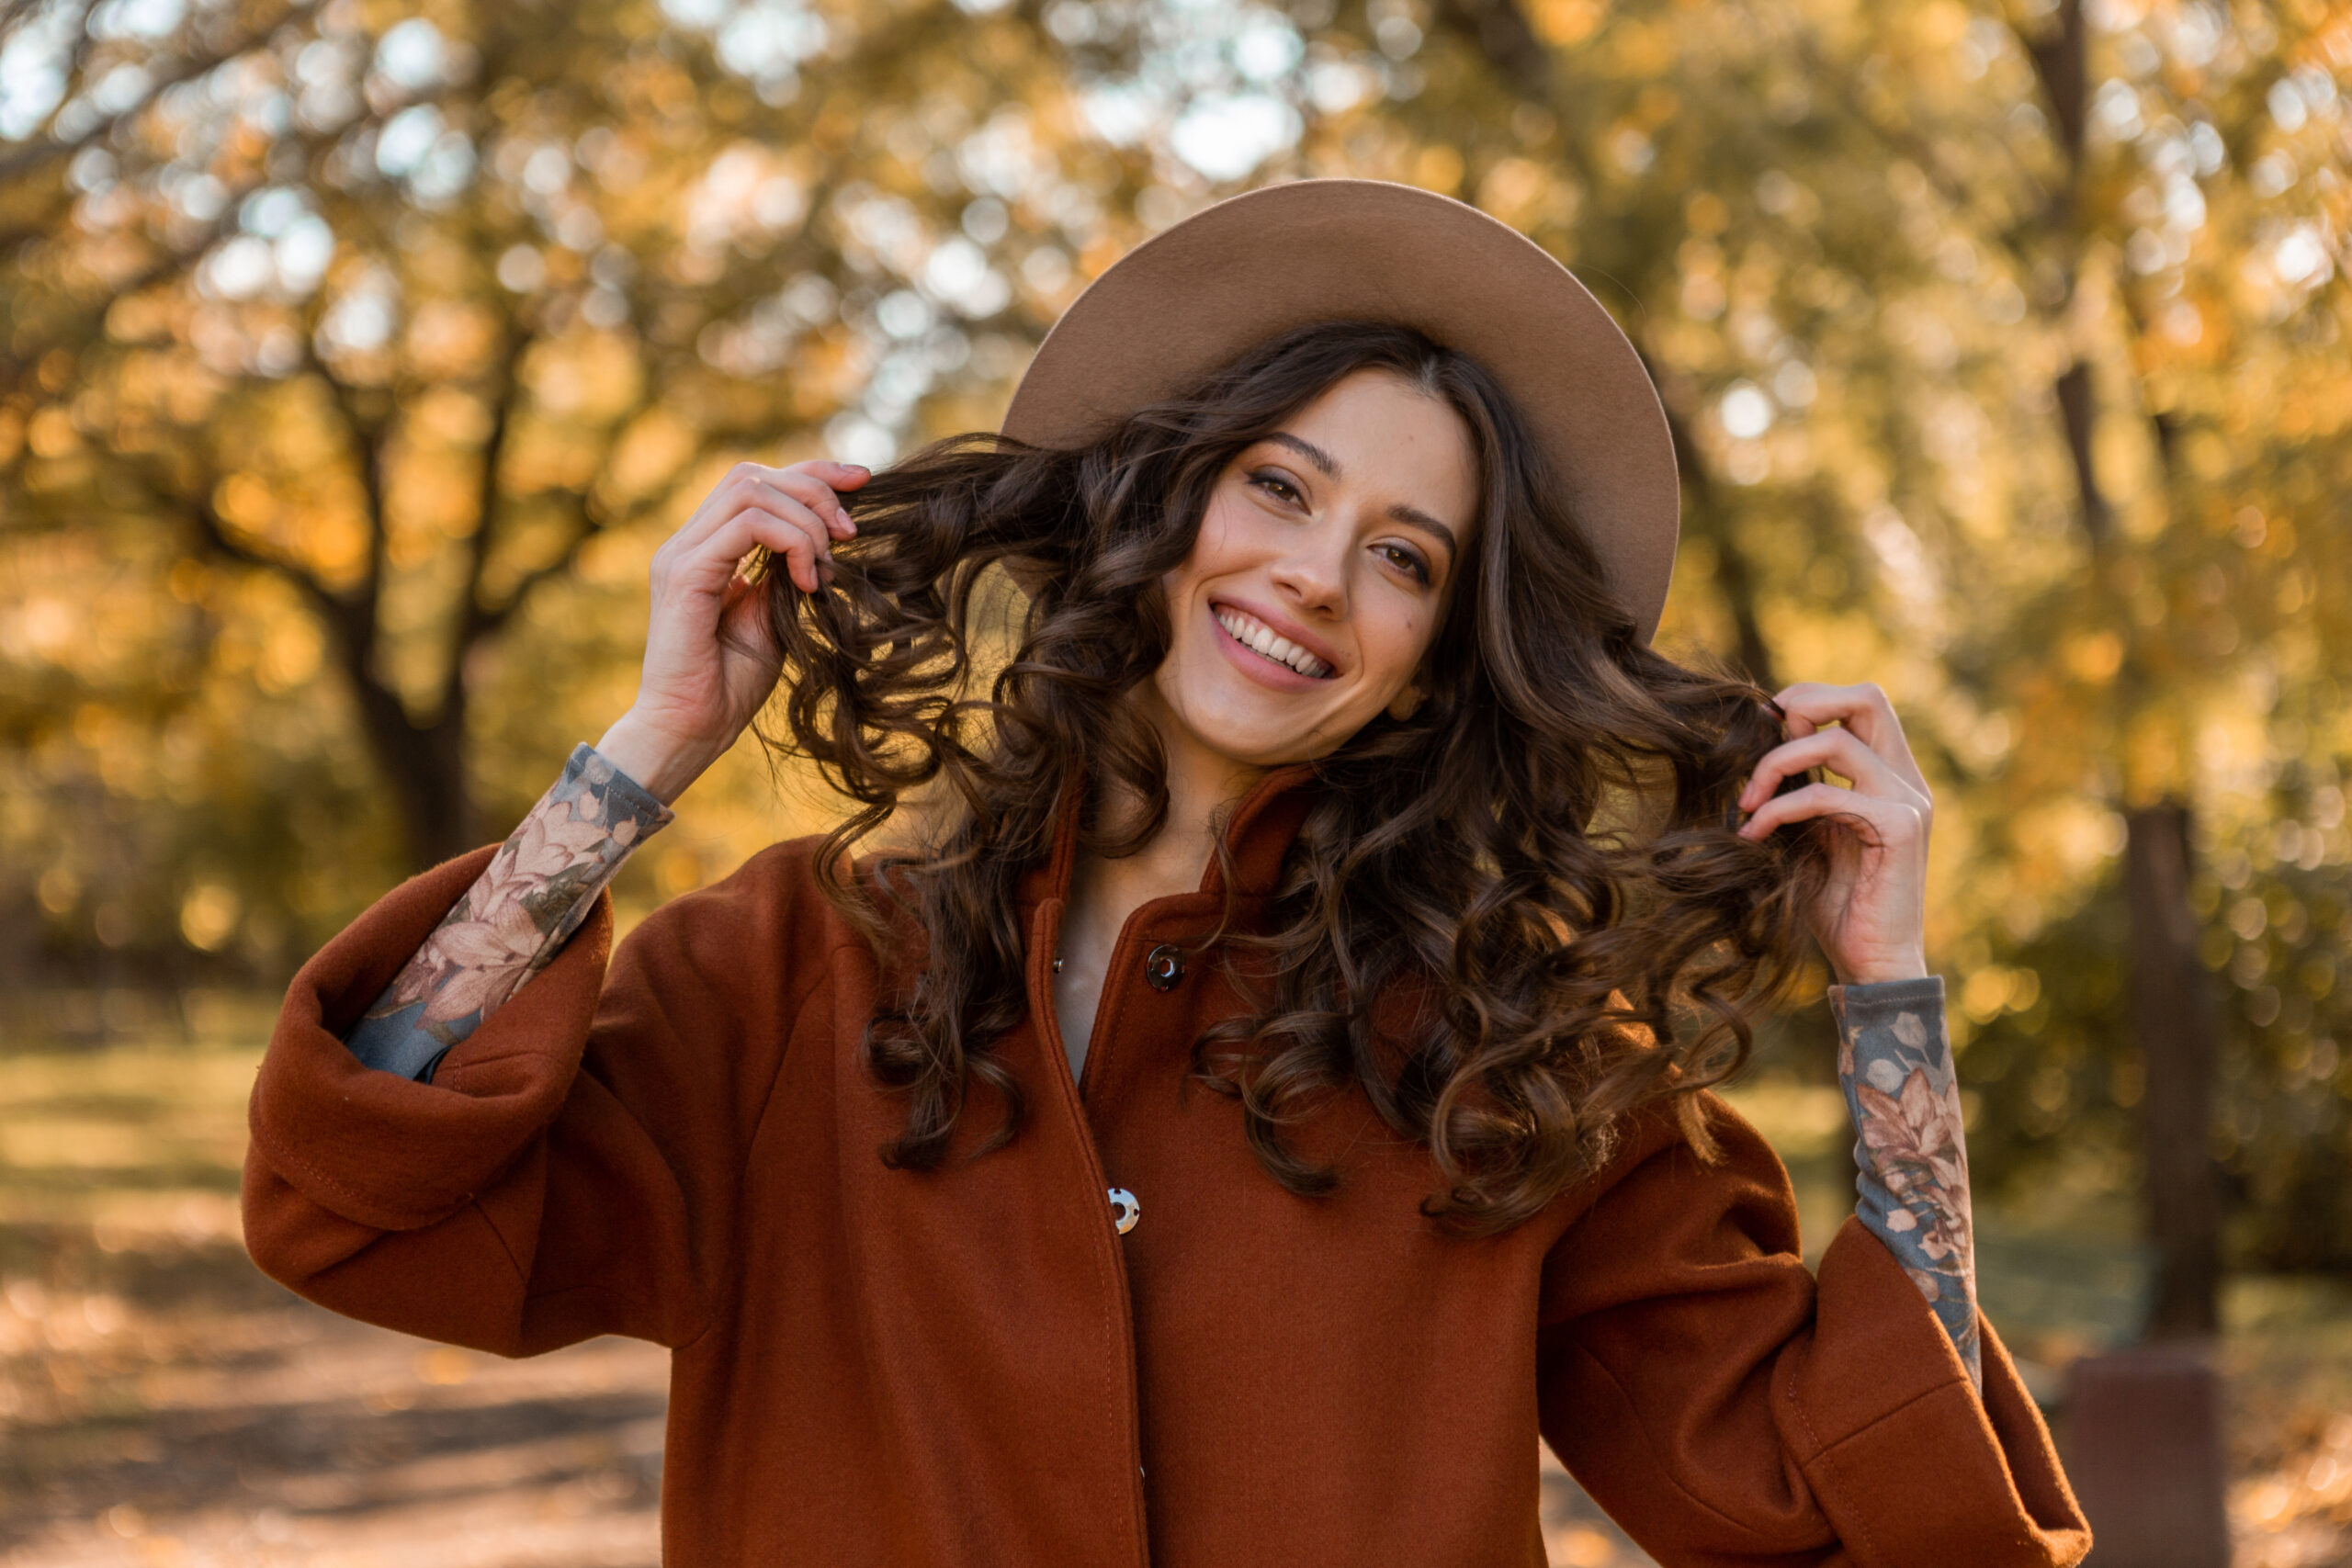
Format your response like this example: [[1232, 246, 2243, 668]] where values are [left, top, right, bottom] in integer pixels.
[[163, 165, 227, 221], [779, 272, 837, 323], [275, 215, 335, 293], [374, 18, 445, 92], [823, 412, 897, 472], [2273, 225, 2329, 288], [1080, 81, 1155, 148], [922, 236, 1010, 318], [720, 6, 825, 76], [201, 234, 275, 299], [322, 273, 399, 354], [0, 1, 80, 141], [2161, 173, 2205, 233], [957, 111, 1045, 200], [1066, 2, 1307, 182], [240, 186, 306, 237], [1233, 18, 1301, 81], [522, 144, 571, 197], [2187, 119, 2223, 177], [375, 104, 443, 177], [90, 0, 185, 41], [2091, 79, 2141, 141], [1720, 382, 1774, 440], [1169, 92, 1297, 182], [410, 131, 475, 204], [659, 0, 730, 28], [961, 196, 1009, 245], [875, 289, 934, 341], [2268, 77, 2306, 135]]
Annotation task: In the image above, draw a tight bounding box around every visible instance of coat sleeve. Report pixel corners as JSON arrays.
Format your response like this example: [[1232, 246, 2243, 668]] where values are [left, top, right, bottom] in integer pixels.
[[1535, 1100, 2090, 1568], [241, 840, 834, 1357]]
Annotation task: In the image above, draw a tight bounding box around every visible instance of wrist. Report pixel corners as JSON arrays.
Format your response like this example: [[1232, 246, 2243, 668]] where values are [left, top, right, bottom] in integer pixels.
[[594, 713, 715, 806], [1829, 948, 1929, 987]]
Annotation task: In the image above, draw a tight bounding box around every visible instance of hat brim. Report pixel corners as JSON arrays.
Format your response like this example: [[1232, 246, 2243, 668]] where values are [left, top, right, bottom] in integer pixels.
[[1000, 178, 1679, 641]]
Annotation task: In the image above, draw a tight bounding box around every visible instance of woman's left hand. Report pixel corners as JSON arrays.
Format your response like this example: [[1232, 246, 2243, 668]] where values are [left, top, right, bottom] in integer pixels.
[[1734, 682, 1932, 986]]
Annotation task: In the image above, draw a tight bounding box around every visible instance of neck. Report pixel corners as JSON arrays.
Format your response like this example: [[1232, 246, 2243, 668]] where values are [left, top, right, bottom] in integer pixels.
[[1064, 690, 1262, 937], [1099, 687, 1262, 880]]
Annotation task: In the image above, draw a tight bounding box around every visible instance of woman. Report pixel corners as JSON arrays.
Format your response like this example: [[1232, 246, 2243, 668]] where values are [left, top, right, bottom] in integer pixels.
[[243, 181, 2087, 1565]]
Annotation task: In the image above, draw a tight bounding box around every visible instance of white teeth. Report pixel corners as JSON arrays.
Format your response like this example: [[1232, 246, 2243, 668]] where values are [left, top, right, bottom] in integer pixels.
[[1216, 609, 1331, 678]]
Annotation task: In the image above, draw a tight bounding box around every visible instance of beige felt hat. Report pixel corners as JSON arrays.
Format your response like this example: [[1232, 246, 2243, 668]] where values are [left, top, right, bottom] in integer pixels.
[[1001, 178, 1680, 640]]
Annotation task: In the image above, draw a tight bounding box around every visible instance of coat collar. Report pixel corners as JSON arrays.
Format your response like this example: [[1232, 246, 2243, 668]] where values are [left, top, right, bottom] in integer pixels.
[[1016, 763, 1322, 911]]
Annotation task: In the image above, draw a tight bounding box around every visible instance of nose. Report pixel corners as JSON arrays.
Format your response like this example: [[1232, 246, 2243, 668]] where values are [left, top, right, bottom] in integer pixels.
[[1267, 515, 1348, 618]]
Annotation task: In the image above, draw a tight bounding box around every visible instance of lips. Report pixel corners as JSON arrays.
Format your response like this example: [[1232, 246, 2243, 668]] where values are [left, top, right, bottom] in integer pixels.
[[1214, 605, 1334, 679]]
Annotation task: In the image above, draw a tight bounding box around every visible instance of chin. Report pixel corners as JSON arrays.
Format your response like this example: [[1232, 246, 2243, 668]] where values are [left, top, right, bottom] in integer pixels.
[[1161, 671, 1360, 769], [1192, 728, 1329, 770]]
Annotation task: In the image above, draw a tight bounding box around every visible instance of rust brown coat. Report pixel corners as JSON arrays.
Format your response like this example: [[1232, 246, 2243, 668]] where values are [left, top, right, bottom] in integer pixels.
[[243, 773, 2090, 1567]]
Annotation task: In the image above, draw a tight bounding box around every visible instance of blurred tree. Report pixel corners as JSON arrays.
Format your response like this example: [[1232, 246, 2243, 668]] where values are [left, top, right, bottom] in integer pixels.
[[0, 0, 1136, 874], [1966, 0, 2350, 1299], [1778, 0, 2352, 1282]]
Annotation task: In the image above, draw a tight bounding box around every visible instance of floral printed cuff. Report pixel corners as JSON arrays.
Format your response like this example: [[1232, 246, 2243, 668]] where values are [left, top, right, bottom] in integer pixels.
[[342, 744, 674, 1083], [1828, 975, 1983, 1393]]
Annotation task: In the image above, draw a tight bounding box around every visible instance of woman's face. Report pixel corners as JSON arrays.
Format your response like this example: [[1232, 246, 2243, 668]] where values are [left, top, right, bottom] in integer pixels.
[[1146, 368, 1480, 772]]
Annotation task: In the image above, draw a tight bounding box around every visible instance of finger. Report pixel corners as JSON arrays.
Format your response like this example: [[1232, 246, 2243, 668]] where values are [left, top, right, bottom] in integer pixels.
[[1770, 682, 1927, 792], [658, 464, 781, 561], [786, 458, 872, 491], [685, 505, 828, 594], [715, 500, 833, 585], [1737, 783, 1923, 848], [1739, 728, 1915, 813], [761, 468, 862, 537], [663, 459, 857, 561], [779, 459, 873, 538], [728, 492, 836, 566]]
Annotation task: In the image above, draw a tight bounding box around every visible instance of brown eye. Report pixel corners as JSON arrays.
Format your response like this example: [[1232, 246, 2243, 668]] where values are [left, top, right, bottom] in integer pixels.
[[1249, 469, 1301, 504], [1379, 543, 1431, 585]]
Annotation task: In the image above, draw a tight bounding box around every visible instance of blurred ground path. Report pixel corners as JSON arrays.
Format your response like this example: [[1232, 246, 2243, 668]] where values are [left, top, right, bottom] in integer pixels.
[[0, 1006, 2343, 1566], [3, 1292, 666, 1566]]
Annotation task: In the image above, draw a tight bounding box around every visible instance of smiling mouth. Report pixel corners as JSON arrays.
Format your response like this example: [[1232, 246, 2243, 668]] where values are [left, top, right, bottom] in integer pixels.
[[1214, 606, 1334, 679]]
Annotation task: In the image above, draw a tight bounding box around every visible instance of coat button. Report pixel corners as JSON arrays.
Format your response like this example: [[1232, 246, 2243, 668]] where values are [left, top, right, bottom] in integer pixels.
[[1143, 943, 1184, 991], [1108, 1187, 1140, 1234]]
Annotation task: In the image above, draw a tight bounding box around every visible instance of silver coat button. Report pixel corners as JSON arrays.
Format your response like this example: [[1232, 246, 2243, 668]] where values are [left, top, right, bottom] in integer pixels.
[[1143, 944, 1184, 990], [1108, 1187, 1140, 1235]]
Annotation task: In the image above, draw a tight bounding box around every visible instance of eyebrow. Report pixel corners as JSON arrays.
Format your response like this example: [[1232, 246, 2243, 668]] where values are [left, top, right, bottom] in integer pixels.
[[1262, 433, 1462, 559]]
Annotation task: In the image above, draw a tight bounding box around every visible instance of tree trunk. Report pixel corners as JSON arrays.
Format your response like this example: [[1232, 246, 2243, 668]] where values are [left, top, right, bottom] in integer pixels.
[[2020, 0, 2224, 1344], [2053, 361, 2109, 546], [1690, 500, 1778, 693], [1658, 381, 1781, 691], [345, 663, 479, 874], [2123, 799, 2223, 1337]]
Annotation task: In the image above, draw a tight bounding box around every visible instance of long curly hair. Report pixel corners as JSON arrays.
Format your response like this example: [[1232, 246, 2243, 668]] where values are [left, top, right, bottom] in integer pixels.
[[760, 321, 1832, 1235]]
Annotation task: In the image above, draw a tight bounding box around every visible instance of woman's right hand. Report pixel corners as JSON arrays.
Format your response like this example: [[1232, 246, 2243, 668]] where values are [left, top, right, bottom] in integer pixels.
[[594, 458, 870, 805]]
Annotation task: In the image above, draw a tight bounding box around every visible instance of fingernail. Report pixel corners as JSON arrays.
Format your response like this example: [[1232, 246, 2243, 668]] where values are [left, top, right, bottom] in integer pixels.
[[844, 464, 870, 477]]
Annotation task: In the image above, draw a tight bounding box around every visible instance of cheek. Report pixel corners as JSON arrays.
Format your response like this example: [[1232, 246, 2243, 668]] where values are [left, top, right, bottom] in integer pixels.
[[1163, 496, 1267, 629], [1363, 605, 1429, 690], [1182, 494, 1253, 577]]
